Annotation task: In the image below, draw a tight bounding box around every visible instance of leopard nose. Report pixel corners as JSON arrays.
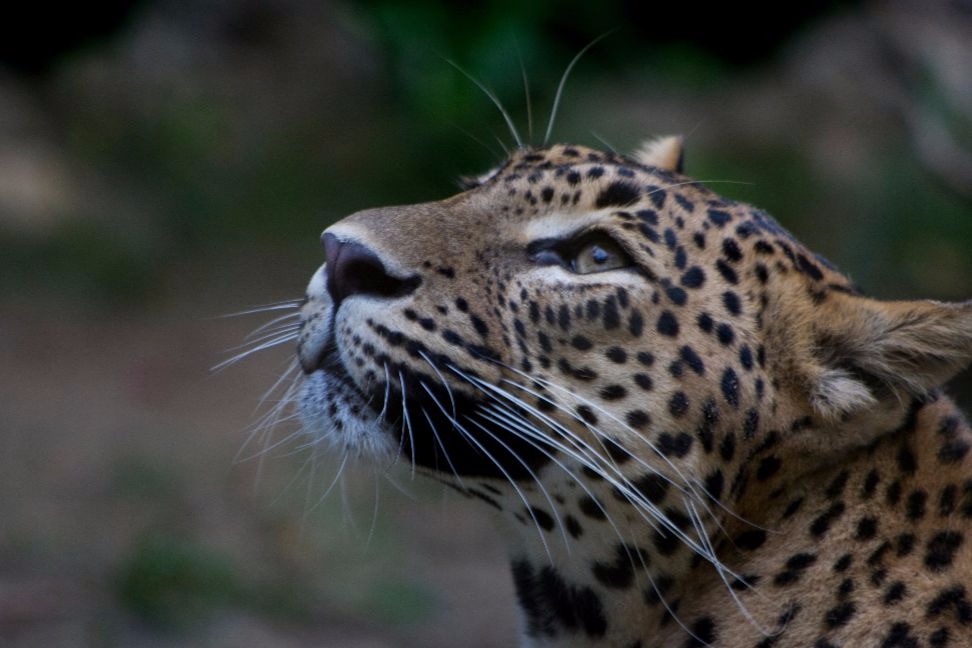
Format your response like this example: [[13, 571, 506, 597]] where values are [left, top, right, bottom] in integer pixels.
[[322, 233, 420, 306]]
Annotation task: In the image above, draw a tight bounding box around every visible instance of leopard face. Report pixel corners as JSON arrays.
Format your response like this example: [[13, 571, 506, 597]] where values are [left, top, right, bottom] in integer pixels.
[[294, 138, 972, 647]]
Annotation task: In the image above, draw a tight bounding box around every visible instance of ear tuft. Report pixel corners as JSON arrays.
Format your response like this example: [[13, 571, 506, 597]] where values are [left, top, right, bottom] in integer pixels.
[[634, 135, 684, 173], [809, 368, 878, 421]]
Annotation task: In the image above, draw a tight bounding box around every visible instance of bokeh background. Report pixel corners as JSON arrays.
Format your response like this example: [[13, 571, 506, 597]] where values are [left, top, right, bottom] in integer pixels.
[[2, 1, 971, 646]]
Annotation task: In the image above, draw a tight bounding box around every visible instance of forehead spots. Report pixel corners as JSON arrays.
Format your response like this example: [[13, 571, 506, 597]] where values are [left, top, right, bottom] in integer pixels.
[[595, 180, 641, 208]]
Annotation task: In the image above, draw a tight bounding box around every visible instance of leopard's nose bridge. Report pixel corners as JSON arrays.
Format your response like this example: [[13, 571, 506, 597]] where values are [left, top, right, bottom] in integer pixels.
[[321, 232, 420, 306]]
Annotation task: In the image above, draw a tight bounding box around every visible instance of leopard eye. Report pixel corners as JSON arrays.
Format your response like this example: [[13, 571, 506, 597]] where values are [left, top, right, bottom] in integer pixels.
[[571, 236, 631, 274]]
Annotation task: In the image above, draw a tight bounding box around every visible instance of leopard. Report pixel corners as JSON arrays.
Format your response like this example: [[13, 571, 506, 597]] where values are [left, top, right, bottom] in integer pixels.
[[294, 135, 972, 647]]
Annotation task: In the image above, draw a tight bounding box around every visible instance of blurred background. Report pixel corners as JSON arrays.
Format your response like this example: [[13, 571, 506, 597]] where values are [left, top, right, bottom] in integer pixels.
[[1, 0, 970, 646]]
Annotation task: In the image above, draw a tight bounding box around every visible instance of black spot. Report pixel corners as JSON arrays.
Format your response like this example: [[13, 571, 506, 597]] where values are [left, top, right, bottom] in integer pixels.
[[825, 471, 850, 499], [657, 311, 679, 336], [652, 528, 681, 556], [680, 266, 705, 288], [541, 186, 555, 203], [796, 253, 824, 282], [774, 552, 817, 586], [906, 489, 927, 520], [664, 228, 677, 249], [939, 438, 970, 464], [833, 554, 853, 572], [636, 208, 658, 225], [743, 408, 760, 438], [603, 297, 621, 330], [883, 581, 906, 605], [721, 238, 743, 263], [586, 299, 601, 320], [810, 501, 846, 538], [637, 351, 654, 366], [897, 445, 918, 474], [576, 405, 598, 426], [684, 617, 717, 647], [722, 291, 741, 315], [855, 517, 878, 540], [716, 323, 734, 345], [668, 392, 690, 418], [734, 529, 767, 551], [627, 474, 668, 505], [720, 368, 740, 407], [565, 515, 583, 538], [642, 574, 675, 606], [628, 311, 644, 337], [571, 335, 593, 351], [824, 601, 856, 628], [715, 259, 738, 284], [708, 209, 731, 227], [528, 507, 555, 531], [880, 621, 919, 648], [697, 312, 714, 333], [606, 346, 627, 363], [739, 345, 753, 370], [591, 543, 646, 589], [578, 495, 606, 520], [862, 469, 880, 498], [896, 533, 916, 557], [929, 628, 949, 647], [753, 456, 782, 482], [658, 432, 693, 458], [633, 373, 653, 391], [599, 384, 627, 401], [704, 470, 724, 501], [886, 480, 902, 505], [838, 578, 854, 597], [665, 285, 687, 306], [868, 541, 892, 566], [626, 410, 651, 429], [925, 585, 972, 625], [719, 431, 736, 462], [783, 497, 804, 519], [679, 346, 705, 375], [925, 531, 963, 571], [646, 186, 667, 210], [940, 484, 957, 516], [595, 181, 641, 208]]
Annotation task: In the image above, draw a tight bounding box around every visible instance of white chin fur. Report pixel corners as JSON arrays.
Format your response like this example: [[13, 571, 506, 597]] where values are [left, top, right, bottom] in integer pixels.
[[298, 370, 396, 459]]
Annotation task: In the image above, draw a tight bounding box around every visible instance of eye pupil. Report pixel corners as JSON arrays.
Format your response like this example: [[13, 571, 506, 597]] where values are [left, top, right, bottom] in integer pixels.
[[592, 246, 609, 264]]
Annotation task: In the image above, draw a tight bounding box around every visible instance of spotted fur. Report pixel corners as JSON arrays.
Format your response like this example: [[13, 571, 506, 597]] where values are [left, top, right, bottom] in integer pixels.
[[294, 139, 972, 647]]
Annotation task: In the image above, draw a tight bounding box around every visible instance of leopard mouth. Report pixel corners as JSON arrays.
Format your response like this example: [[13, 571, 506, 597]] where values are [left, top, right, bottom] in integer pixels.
[[299, 348, 552, 480]]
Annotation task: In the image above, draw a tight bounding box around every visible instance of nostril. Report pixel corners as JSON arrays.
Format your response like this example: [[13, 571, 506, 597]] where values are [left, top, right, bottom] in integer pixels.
[[322, 233, 420, 305]]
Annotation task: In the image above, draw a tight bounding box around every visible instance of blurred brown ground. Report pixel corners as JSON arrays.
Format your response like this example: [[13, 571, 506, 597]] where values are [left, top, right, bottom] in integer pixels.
[[1, 1, 970, 646]]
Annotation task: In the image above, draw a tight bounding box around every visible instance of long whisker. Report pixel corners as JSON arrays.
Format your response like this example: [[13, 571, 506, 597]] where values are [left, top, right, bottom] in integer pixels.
[[445, 58, 523, 149], [399, 370, 417, 477], [544, 32, 614, 145], [212, 331, 299, 372], [215, 300, 303, 319], [515, 44, 533, 144]]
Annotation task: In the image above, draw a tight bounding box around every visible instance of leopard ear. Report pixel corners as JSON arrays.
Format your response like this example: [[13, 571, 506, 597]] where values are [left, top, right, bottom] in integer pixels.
[[807, 293, 972, 420], [634, 135, 684, 173]]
